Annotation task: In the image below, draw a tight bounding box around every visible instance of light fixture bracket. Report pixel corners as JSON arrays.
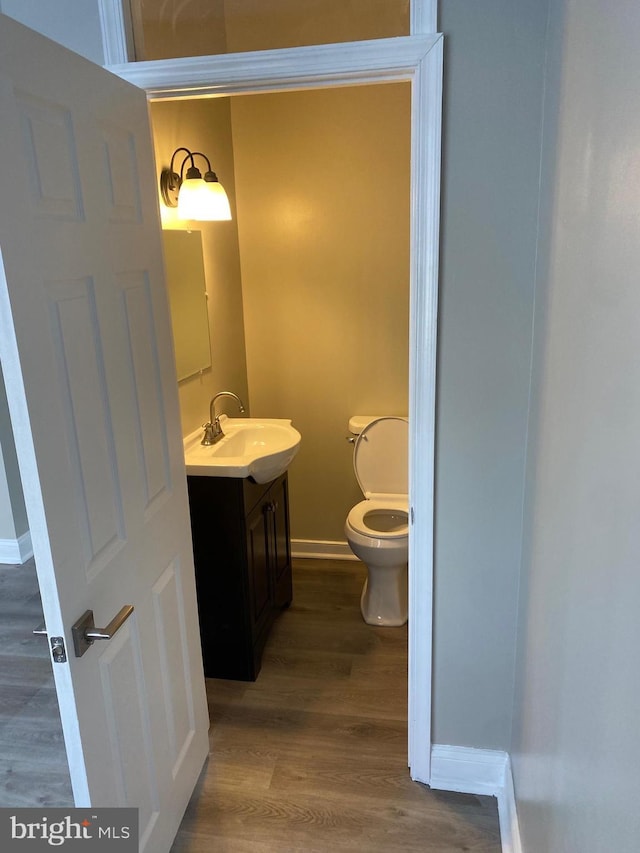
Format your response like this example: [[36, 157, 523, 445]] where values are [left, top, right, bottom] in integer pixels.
[[160, 167, 181, 208]]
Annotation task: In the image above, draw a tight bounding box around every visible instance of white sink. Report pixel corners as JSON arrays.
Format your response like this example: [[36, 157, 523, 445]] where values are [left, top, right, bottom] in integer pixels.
[[183, 416, 301, 484]]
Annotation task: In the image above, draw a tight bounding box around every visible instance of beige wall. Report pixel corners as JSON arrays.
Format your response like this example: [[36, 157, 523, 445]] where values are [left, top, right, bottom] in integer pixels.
[[131, 0, 227, 61], [150, 98, 249, 437], [223, 0, 408, 52], [149, 85, 409, 543], [230, 84, 410, 542], [134, 5, 411, 546], [131, 0, 408, 59]]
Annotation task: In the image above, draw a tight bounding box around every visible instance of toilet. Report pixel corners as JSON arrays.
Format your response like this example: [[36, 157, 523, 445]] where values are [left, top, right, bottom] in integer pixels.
[[344, 416, 409, 626]]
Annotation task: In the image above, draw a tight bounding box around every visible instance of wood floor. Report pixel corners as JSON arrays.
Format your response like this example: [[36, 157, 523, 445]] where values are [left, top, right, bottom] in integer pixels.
[[0, 559, 73, 806], [0, 557, 502, 851], [172, 558, 501, 852]]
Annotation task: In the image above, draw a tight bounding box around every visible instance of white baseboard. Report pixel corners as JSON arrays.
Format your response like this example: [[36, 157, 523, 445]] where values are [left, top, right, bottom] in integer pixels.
[[291, 539, 358, 561], [497, 754, 523, 853], [430, 745, 523, 853], [0, 530, 33, 565], [430, 744, 507, 796]]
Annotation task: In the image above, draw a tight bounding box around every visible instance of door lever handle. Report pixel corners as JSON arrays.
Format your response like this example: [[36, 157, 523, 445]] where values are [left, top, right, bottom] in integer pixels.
[[71, 605, 134, 658]]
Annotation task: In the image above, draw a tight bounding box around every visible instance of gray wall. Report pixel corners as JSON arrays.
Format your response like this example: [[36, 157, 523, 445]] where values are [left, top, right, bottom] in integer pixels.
[[512, 1, 640, 850], [0, 441, 19, 542], [433, 0, 547, 749], [0, 0, 105, 64]]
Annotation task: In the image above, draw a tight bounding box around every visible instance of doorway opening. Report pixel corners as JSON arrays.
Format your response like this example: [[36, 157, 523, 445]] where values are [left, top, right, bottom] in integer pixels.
[[150, 77, 412, 782], [112, 32, 442, 782]]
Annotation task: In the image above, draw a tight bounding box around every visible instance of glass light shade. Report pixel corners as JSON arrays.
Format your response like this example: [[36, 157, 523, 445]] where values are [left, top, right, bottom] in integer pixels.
[[177, 178, 232, 221]]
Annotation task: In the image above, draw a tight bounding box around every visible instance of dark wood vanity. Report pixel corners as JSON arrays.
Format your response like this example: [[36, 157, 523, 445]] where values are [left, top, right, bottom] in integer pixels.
[[187, 472, 292, 681]]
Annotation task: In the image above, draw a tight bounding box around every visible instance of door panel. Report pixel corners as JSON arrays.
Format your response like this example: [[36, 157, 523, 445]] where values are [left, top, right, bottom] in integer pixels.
[[271, 476, 292, 608], [100, 123, 143, 224], [17, 91, 83, 220], [273, 477, 290, 579], [151, 559, 198, 777], [98, 619, 159, 823], [118, 273, 172, 513], [0, 15, 208, 851], [47, 275, 127, 573], [246, 503, 270, 634]]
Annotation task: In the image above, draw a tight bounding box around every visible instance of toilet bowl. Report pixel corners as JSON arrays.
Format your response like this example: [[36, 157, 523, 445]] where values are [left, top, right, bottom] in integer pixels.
[[344, 416, 409, 626]]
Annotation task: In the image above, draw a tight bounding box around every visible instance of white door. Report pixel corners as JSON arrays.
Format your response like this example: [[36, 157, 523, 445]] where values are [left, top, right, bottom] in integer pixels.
[[0, 15, 209, 850]]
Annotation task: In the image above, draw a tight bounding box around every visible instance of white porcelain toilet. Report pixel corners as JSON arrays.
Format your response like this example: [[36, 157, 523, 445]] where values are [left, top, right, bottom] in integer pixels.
[[344, 416, 409, 627]]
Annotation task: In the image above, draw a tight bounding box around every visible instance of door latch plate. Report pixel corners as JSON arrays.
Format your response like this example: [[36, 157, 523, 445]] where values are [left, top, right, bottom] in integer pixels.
[[50, 636, 66, 663]]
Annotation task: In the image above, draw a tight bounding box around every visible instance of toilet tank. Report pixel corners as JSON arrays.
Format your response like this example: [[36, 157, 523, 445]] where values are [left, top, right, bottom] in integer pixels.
[[348, 415, 387, 435]]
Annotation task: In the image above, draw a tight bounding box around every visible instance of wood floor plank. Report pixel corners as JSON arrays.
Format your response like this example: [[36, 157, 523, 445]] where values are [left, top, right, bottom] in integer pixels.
[[0, 560, 73, 806], [0, 655, 53, 686], [238, 675, 408, 721], [261, 647, 354, 680], [0, 758, 73, 808], [176, 786, 500, 853], [172, 558, 501, 852], [267, 749, 435, 803], [209, 705, 409, 760]]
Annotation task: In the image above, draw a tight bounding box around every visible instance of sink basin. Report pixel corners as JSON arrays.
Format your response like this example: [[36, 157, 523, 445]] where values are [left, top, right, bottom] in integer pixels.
[[183, 416, 301, 484]]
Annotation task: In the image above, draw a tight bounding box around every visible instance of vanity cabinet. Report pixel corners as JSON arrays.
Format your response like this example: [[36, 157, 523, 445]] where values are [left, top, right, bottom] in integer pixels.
[[187, 472, 292, 681]]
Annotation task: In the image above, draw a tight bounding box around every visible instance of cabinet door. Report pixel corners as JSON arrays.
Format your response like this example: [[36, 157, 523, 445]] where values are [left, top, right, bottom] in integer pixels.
[[246, 500, 272, 638], [270, 476, 292, 608]]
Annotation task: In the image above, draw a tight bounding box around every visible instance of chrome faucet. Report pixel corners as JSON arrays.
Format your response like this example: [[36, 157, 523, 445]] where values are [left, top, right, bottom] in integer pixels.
[[201, 391, 246, 445]]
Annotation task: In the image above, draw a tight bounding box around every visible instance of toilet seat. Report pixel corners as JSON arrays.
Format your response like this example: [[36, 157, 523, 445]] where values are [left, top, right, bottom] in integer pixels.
[[347, 498, 409, 539]]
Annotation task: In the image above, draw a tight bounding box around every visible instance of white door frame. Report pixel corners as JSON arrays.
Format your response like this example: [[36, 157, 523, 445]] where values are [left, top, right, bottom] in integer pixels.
[[107, 31, 442, 784]]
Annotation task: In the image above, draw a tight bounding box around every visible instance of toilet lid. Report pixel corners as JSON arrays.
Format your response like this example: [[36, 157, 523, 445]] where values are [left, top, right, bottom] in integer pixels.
[[353, 417, 408, 497]]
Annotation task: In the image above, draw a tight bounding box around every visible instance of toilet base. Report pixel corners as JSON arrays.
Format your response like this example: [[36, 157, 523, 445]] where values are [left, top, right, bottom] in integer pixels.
[[360, 564, 408, 627]]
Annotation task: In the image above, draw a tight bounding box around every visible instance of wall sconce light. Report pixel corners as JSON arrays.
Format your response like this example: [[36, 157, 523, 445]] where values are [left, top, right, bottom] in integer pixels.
[[160, 147, 232, 221]]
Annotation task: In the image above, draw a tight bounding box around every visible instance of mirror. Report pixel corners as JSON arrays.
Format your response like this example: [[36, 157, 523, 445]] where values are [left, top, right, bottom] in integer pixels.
[[162, 230, 211, 381]]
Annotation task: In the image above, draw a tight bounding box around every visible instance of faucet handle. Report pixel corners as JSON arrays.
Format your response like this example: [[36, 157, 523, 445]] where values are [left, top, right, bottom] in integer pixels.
[[201, 421, 216, 446]]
